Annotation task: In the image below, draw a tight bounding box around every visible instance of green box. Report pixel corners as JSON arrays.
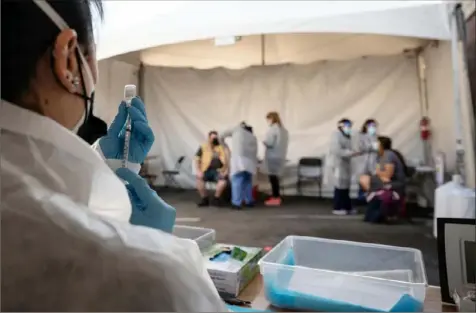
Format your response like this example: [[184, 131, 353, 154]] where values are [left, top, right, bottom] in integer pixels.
[[203, 243, 263, 298]]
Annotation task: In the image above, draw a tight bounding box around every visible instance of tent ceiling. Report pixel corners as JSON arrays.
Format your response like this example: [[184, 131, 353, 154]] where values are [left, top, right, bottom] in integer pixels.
[[136, 33, 427, 69], [98, 1, 451, 61]]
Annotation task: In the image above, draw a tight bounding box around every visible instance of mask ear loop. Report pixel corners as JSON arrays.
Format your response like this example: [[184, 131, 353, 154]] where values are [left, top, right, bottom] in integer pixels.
[[34, 0, 95, 126]]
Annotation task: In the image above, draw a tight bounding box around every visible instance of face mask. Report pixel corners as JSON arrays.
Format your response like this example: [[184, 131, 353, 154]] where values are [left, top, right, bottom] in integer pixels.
[[34, 0, 106, 143], [367, 126, 377, 136], [342, 126, 352, 135], [371, 141, 379, 151], [211, 138, 219, 146]]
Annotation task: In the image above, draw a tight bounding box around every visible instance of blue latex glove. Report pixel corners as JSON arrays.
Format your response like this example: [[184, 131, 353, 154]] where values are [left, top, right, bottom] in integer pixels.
[[99, 97, 154, 164], [116, 168, 176, 233]]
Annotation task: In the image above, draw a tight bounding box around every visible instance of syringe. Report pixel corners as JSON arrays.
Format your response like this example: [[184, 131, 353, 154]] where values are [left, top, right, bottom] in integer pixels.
[[122, 84, 137, 168]]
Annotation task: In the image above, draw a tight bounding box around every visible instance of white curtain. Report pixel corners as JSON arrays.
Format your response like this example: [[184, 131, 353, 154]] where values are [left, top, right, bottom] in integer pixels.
[[140, 55, 422, 196], [95, 59, 139, 125]]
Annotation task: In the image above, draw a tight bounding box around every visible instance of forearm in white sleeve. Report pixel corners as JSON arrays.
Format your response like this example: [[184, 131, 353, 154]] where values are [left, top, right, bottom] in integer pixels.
[[91, 139, 141, 174]]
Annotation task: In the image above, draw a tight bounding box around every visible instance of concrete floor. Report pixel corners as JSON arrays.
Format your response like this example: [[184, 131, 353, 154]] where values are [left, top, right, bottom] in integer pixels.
[[157, 189, 439, 286]]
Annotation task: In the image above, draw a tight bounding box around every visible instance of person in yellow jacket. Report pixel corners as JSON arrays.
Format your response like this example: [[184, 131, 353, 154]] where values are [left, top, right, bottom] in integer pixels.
[[195, 130, 230, 206]]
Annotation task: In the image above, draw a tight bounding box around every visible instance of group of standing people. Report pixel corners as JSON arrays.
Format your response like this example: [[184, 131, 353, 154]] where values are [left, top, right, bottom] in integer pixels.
[[193, 112, 289, 209], [325, 118, 408, 216]]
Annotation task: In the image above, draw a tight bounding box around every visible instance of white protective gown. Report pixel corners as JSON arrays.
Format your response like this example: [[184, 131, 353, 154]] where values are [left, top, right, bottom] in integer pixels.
[[262, 124, 289, 176], [0, 100, 227, 312]]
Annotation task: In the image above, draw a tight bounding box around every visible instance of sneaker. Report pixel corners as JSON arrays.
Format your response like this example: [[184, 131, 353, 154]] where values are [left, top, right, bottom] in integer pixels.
[[332, 210, 347, 216], [231, 204, 242, 210], [265, 197, 282, 206], [244, 203, 255, 208], [197, 197, 209, 207], [348, 209, 359, 215], [211, 197, 222, 207]]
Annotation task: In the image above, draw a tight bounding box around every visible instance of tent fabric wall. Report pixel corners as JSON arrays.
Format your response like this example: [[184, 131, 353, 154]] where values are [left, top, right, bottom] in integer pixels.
[[142, 55, 423, 196], [423, 42, 476, 188], [140, 33, 427, 70], [98, 1, 450, 60], [95, 59, 139, 124]]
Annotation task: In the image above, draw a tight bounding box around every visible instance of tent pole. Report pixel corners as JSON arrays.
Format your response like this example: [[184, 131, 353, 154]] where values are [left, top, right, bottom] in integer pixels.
[[261, 34, 265, 66], [416, 48, 431, 165], [450, 4, 466, 184], [138, 62, 145, 100]]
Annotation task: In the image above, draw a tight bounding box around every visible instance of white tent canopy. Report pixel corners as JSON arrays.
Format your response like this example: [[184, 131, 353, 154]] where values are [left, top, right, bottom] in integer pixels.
[[97, 1, 451, 62], [95, 1, 475, 195]]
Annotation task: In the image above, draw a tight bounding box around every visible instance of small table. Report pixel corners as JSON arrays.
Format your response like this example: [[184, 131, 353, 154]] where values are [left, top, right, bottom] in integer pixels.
[[239, 274, 457, 312]]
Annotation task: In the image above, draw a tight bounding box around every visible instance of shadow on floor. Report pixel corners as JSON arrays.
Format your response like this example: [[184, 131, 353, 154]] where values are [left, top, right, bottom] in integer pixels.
[[155, 188, 439, 286]]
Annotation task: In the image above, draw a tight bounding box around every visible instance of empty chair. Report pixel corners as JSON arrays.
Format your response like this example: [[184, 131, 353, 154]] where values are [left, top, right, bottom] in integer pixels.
[[162, 156, 185, 189], [296, 157, 323, 198]]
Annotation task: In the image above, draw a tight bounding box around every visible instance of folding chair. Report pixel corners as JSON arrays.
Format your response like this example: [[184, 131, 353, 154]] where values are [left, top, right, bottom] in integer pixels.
[[296, 157, 323, 198], [162, 156, 185, 189]]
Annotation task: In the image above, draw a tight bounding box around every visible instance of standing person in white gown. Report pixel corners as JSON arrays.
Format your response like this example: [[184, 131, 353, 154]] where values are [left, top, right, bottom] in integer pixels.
[[262, 111, 289, 206], [324, 118, 363, 215], [1, 1, 226, 311], [220, 122, 258, 209], [355, 119, 379, 201]]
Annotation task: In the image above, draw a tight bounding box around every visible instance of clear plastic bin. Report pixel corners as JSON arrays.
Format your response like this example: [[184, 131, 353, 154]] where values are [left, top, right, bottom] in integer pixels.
[[258, 236, 427, 312], [172, 225, 215, 251]]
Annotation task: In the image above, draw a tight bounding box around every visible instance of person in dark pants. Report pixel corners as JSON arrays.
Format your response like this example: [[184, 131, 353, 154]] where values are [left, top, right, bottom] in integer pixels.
[[324, 118, 362, 215], [262, 112, 289, 206]]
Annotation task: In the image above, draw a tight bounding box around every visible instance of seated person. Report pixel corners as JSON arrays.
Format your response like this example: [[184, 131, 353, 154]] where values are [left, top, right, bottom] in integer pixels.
[[195, 131, 229, 207], [359, 136, 408, 196]]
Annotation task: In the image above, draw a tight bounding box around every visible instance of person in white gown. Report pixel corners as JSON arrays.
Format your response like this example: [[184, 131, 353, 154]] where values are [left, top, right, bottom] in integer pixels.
[[1, 1, 227, 311]]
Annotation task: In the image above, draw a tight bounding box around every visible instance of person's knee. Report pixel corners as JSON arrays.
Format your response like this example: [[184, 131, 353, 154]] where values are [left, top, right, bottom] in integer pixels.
[[359, 175, 369, 185]]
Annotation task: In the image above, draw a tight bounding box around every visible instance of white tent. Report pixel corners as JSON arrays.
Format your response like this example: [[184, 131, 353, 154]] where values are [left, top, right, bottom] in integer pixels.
[[95, 1, 475, 196]]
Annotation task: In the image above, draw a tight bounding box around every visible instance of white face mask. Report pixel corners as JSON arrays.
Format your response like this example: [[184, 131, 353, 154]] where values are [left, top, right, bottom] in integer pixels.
[[367, 126, 377, 136], [372, 141, 379, 151], [342, 126, 352, 135]]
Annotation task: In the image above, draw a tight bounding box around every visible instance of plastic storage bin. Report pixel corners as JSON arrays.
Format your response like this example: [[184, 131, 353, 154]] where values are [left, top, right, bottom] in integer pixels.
[[173, 225, 215, 251], [258, 236, 427, 312]]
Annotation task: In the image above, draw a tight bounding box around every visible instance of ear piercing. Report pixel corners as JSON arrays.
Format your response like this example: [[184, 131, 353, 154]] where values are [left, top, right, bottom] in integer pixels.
[[72, 76, 80, 87]]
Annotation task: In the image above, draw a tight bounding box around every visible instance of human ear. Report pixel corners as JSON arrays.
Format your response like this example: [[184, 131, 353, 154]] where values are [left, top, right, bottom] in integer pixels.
[[52, 28, 79, 93]]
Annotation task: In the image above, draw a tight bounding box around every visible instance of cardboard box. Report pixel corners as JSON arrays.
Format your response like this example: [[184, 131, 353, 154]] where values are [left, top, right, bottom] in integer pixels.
[[203, 243, 263, 298]]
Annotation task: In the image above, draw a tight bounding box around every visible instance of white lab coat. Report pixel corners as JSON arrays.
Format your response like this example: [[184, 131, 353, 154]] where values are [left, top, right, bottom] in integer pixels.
[[262, 124, 289, 176], [0, 100, 226, 312], [220, 125, 258, 177], [323, 130, 354, 189], [353, 132, 378, 177]]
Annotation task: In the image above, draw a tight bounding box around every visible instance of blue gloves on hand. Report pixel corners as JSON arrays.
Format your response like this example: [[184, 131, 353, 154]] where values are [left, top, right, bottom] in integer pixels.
[[99, 97, 154, 165], [116, 168, 176, 233]]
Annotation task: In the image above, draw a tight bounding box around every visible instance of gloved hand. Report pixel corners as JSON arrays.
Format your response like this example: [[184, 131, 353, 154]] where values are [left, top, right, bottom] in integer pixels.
[[99, 97, 154, 165], [116, 167, 176, 233]]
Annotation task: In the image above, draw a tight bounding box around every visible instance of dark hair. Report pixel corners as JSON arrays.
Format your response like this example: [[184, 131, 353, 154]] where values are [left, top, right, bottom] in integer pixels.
[[1, 0, 104, 103], [361, 118, 377, 133], [378, 136, 392, 150], [338, 118, 352, 126], [208, 130, 218, 137], [378, 136, 411, 177]]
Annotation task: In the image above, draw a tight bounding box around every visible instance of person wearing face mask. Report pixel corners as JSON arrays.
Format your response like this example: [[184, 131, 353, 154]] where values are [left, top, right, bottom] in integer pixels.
[[354, 119, 379, 202], [324, 118, 363, 215], [262, 111, 289, 206], [195, 130, 230, 206], [1, 1, 227, 311]]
